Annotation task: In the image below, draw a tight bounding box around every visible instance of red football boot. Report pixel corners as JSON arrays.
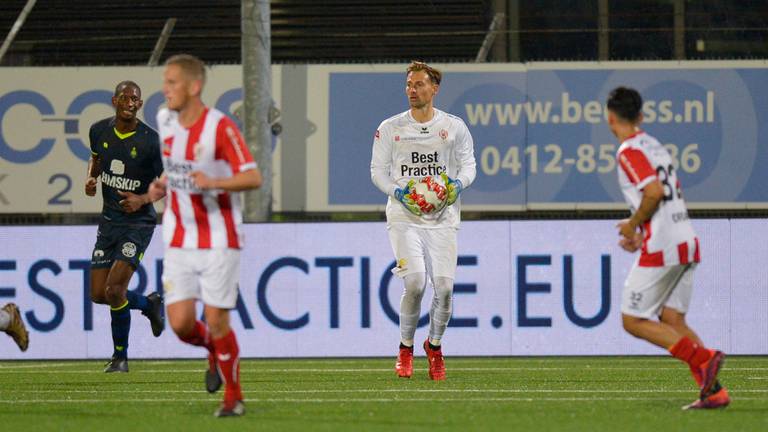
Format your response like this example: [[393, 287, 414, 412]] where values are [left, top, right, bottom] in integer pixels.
[[423, 340, 446, 381], [396, 345, 414, 378], [699, 350, 725, 397], [683, 387, 730, 410]]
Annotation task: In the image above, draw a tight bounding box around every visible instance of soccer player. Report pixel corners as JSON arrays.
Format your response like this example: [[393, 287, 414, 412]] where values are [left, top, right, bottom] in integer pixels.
[[370, 61, 476, 380], [0, 303, 28, 351], [149, 54, 261, 417], [608, 86, 729, 409], [86, 81, 165, 373]]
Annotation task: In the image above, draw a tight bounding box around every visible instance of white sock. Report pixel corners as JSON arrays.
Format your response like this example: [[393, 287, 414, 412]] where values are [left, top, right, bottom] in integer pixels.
[[399, 273, 426, 345], [428, 277, 454, 344], [0, 310, 10, 331]]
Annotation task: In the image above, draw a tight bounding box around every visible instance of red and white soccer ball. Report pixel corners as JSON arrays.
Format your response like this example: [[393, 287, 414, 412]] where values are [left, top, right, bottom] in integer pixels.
[[409, 176, 448, 215]]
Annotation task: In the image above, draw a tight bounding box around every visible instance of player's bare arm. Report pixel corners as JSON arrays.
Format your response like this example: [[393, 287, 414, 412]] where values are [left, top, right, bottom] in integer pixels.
[[147, 174, 168, 203], [616, 219, 643, 252], [617, 180, 664, 241], [189, 169, 262, 191], [85, 154, 101, 196]]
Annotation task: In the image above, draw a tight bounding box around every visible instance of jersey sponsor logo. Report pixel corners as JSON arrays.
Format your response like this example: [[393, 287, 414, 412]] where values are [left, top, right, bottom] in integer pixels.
[[165, 159, 193, 174], [164, 159, 199, 191], [121, 242, 137, 258], [224, 126, 247, 163], [167, 174, 199, 191], [110, 159, 125, 175], [218, 353, 232, 362], [99, 172, 141, 191], [400, 151, 447, 177]]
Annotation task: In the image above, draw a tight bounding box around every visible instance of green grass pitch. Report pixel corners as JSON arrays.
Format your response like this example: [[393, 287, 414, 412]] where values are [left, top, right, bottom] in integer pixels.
[[0, 356, 766, 431]]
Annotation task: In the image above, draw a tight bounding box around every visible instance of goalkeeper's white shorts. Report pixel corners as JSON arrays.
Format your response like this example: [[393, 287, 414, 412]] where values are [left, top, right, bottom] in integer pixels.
[[387, 224, 458, 280], [161, 247, 241, 309], [621, 262, 696, 319]]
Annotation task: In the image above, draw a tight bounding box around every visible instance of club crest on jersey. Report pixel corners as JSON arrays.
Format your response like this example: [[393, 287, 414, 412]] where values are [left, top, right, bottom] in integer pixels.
[[110, 159, 125, 175], [193, 142, 203, 160], [374, 130, 380, 139], [439, 129, 448, 140], [121, 242, 137, 258], [130, 147, 137, 159], [395, 135, 400, 142], [163, 136, 173, 156]]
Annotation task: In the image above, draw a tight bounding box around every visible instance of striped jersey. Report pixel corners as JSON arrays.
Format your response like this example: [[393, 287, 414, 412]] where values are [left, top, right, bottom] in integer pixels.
[[156, 107, 257, 249], [617, 131, 699, 267]]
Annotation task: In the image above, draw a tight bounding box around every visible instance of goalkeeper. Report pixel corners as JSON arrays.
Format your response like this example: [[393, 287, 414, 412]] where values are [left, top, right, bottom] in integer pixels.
[[370, 61, 476, 381]]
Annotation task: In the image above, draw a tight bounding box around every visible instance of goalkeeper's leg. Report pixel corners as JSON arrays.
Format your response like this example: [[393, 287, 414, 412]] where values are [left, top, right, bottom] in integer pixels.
[[428, 277, 453, 347], [399, 272, 427, 347], [396, 272, 426, 378]]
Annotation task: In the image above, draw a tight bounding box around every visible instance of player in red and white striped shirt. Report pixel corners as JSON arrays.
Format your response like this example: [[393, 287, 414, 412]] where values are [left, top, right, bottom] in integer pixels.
[[149, 54, 261, 417], [608, 87, 728, 410]]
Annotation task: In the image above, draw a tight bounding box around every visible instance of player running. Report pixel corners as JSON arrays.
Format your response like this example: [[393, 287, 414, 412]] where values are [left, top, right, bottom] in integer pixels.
[[149, 54, 262, 417], [85, 81, 165, 373], [370, 61, 476, 380], [608, 86, 729, 409], [0, 303, 28, 351]]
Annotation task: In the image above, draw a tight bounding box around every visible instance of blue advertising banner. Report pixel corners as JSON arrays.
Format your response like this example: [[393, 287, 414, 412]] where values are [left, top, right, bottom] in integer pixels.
[[1, 219, 766, 359], [326, 63, 768, 210]]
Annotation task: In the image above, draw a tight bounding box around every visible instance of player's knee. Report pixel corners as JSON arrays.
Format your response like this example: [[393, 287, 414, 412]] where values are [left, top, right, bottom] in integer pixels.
[[433, 277, 454, 305], [169, 317, 194, 338], [206, 319, 230, 339], [621, 315, 648, 339], [104, 284, 127, 307], [403, 274, 427, 299], [90, 289, 107, 304], [621, 314, 643, 335], [660, 308, 686, 327]]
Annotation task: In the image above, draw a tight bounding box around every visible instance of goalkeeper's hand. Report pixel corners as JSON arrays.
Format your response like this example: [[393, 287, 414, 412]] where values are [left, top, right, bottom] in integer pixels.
[[440, 173, 464, 206], [394, 180, 422, 216]]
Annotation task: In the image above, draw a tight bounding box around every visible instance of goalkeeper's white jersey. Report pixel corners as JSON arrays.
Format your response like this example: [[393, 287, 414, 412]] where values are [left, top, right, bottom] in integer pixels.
[[370, 109, 476, 229]]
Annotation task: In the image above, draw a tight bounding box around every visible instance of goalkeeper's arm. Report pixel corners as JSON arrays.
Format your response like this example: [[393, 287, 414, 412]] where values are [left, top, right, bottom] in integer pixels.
[[453, 120, 477, 190], [370, 125, 399, 197]]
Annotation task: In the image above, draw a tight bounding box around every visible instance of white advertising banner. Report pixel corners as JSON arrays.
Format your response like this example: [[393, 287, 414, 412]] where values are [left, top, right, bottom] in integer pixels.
[[0, 219, 765, 359], [0, 66, 282, 213]]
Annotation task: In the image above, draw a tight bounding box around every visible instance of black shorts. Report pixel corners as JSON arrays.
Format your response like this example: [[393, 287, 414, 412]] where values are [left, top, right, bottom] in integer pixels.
[[91, 222, 155, 269]]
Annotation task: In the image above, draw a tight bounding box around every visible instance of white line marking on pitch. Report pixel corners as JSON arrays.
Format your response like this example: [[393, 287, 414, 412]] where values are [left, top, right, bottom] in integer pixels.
[[0, 366, 766, 374], [0, 396, 766, 404], [5, 389, 768, 394]]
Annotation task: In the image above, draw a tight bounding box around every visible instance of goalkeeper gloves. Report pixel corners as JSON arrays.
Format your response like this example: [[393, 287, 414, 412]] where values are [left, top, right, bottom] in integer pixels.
[[440, 173, 463, 206], [394, 180, 422, 216]]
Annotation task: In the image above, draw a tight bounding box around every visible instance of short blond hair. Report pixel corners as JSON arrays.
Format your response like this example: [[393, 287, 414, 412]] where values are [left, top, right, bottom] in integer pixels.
[[406, 61, 441, 85], [165, 54, 206, 86]]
